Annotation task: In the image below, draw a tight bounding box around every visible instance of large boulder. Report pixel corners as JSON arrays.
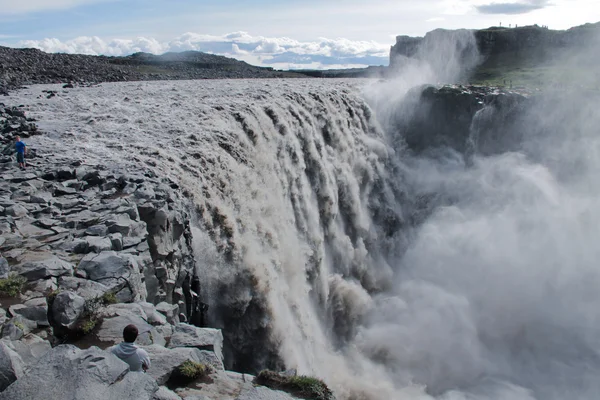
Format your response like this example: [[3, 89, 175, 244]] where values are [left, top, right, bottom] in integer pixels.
[[15, 255, 74, 281], [51, 291, 85, 329], [0, 341, 24, 391], [0, 345, 158, 400], [142, 345, 220, 385], [96, 311, 165, 347], [9, 297, 49, 327], [57, 276, 111, 300], [168, 323, 223, 362], [78, 251, 146, 302], [2, 333, 52, 365]]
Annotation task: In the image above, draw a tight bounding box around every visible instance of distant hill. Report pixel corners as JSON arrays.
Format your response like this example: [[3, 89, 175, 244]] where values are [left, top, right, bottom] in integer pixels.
[[0, 47, 304, 93]]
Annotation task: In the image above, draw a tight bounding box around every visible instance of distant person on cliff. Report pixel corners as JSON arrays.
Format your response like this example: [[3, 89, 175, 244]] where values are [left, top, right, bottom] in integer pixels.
[[15, 135, 27, 169], [109, 324, 151, 372]]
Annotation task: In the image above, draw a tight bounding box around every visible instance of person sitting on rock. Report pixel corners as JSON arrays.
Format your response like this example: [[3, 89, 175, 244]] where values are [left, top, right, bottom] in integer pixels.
[[109, 324, 151, 372], [15, 135, 27, 169]]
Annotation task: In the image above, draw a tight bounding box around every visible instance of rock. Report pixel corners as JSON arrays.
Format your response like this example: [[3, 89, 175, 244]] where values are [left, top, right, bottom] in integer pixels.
[[53, 184, 77, 196], [0, 341, 24, 391], [82, 170, 104, 187], [54, 197, 81, 210], [105, 213, 145, 237], [16, 255, 74, 281], [168, 323, 223, 362], [143, 345, 216, 385], [85, 236, 113, 253], [0, 345, 158, 400], [56, 168, 75, 180], [78, 251, 145, 302], [0, 257, 9, 279], [9, 297, 49, 327], [156, 302, 180, 325], [25, 277, 57, 296], [57, 276, 111, 300], [35, 217, 59, 228], [15, 220, 55, 239], [96, 313, 164, 347], [61, 238, 89, 254], [51, 291, 85, 329], [109, 232, 123, 251], [152, 386, 182, 400], [30, 192, 52, 204], [85, 224, 108, 236], [2, 333, 52, 365], [4, 204, 27, 217]]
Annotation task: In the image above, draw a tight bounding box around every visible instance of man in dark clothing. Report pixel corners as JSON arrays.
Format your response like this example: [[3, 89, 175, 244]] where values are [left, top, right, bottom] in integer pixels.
[[15, 136, 26, 169]]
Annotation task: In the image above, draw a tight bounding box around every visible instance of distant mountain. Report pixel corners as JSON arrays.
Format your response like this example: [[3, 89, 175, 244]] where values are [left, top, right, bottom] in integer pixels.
[[0, 47, 304, 93]]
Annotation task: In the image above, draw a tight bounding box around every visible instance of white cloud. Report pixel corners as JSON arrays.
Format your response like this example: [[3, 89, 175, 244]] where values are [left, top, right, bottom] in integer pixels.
[[18, 32, 391, 70], [0, 0, 118, 14]]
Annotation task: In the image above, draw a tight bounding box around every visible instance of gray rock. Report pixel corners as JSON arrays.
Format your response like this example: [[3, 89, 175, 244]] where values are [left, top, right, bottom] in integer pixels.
[[9, 297, 49, 327], [78, 251, 146, 302], [2, 333, 52, 365], [152, 386, 182, 400], [0, 257, 9, 279], [15, 220, 55, 239], [60, 238, 89, 254], [52, 291, 85, 329], [143, 345, 213, 385], [110, 232, 123, 251], [85, 236, 113, 253], [168, 324, 224, 362], [0, 345, 158, 400], [96, 313, 164, 346], [57, 276, 110, 300], [54, 197, 81, 210], [105, 213, 136, 236], [30, 192, 53, 204], [0, 341, 24, 391], [53, 185, 77, 196], [35, 217, 59, 228], [85, 224, 109, 236], [5, 204, 27, 217], [156, 302, 180, 325], [16, 255, 74, 281]]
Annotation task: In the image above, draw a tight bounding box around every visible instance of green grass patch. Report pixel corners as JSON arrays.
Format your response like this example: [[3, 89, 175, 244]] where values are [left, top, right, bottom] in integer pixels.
[[166, 360, 211, 388], [0, 274, 27, 297], [177, 360, 208, 379], [101, 291, 118, 305], [254, 370, 334, 400]]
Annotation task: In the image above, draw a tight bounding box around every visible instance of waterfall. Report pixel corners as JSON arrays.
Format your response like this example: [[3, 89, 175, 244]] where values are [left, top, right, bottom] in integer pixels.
[[9, 79, 600, 400]]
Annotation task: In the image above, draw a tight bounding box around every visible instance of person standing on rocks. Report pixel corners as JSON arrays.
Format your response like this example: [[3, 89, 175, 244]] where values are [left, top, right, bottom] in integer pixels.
[[15, 135, 27, 169], [109, 324, 151, 372]]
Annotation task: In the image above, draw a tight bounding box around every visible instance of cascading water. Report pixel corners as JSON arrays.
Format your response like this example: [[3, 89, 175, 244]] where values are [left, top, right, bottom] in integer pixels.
[[7, 28, 600, 398]]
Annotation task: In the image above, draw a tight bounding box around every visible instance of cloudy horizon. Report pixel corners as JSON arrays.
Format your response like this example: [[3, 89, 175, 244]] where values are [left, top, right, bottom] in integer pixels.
[[1, 0, 598, 69]]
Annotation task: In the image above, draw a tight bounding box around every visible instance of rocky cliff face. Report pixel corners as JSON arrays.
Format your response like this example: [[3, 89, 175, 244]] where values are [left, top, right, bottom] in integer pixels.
[[390, 22, 600, 75]]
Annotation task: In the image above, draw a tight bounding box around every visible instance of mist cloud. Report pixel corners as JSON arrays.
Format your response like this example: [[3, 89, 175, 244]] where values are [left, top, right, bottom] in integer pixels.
[[18, 32, 390, 70]]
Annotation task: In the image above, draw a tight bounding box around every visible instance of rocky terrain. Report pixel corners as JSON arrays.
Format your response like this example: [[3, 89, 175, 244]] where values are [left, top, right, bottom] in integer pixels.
[[0, 103, 322, 399], [0, 47, 304, 94]]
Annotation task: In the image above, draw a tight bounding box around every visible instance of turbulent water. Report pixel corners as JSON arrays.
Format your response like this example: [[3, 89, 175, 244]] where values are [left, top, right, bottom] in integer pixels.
[[7, 76, 600, 400]]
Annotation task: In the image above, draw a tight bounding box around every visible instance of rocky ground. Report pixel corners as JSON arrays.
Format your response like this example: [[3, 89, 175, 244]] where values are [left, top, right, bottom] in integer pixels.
[[0, 47, 306, 94], [0, 105, 315, 399]]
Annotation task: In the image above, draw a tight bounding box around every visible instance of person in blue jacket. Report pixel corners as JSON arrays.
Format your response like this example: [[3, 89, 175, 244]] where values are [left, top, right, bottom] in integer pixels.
[[15, 135, 27, 169]]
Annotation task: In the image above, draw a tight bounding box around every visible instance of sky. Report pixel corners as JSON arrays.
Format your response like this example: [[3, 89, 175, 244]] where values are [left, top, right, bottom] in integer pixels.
[[0, 0, 598, 69]]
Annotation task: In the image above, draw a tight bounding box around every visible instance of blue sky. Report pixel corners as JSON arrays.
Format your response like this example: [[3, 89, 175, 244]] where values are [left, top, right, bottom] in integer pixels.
[[1, 0, 598, 69]]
